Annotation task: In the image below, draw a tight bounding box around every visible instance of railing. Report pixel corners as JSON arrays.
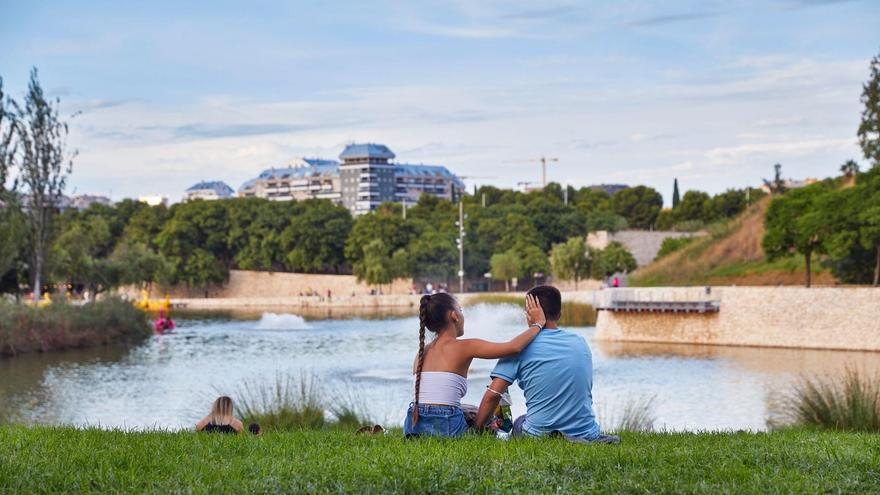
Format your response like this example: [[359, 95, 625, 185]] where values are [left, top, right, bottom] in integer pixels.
[[593, 288, 721, 314]]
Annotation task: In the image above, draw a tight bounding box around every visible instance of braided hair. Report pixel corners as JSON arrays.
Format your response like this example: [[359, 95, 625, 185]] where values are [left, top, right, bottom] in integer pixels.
[[411, 292, 459, 425]]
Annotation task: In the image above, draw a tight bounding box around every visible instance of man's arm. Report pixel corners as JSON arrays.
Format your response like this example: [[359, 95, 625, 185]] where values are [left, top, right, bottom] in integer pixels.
[[474, 377, 511, 432]]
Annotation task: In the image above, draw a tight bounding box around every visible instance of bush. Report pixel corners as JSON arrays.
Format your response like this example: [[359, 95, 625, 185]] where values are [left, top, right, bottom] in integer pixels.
[[774, 368, 880, 432], [0, 297, 151, 356], [655, 237, 695, 260], [232, 372, 371, 431]]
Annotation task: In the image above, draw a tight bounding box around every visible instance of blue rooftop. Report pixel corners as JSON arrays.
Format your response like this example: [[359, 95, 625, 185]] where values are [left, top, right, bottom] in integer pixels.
[[339, 143, 396, 161], [186, 181, 234, 195]]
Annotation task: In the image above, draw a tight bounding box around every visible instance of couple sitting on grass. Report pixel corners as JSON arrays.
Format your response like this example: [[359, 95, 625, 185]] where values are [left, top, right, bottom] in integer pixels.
[[404, 285, 619, 444]]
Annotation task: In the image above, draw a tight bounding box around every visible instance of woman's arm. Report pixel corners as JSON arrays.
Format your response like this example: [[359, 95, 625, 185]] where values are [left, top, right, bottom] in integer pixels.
[[195, 416, 210, 431], [459, 295, 546, 359]]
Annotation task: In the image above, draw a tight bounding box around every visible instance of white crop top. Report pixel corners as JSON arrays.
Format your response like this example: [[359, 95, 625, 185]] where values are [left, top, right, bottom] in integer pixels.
[[416, 371, 468, 407]]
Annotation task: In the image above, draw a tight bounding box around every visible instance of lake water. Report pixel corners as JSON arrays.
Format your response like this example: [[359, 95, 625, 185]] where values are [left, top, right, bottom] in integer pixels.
[[2, 303, 877, 432]]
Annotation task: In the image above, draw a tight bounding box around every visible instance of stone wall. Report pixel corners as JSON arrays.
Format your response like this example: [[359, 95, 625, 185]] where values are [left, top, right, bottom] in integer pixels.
[[127, 270, 414, 299], [595, 287, 880, 351], [586, 230, 704, 266]]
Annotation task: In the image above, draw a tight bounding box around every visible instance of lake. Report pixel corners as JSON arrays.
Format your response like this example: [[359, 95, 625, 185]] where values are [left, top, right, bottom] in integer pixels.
[[2, 303, 877, 431]]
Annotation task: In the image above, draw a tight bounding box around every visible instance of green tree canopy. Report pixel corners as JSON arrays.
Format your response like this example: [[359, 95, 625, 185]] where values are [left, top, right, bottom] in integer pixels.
[[763, 183, 833, 287], [550, 237, 592, 289], [611, 186, 663, 229], [490, 250, 521, 292], [858, 51, 880, 164]]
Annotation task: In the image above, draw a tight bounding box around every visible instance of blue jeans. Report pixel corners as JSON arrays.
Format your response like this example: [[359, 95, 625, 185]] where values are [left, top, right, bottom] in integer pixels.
[[403, 403, 468, 438]]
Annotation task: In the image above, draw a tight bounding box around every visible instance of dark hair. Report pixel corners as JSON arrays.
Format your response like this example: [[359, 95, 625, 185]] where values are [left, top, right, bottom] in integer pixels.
[[248, 423, 261, 435], [411, 293, 458, 425], [527, 285, 562, 322]]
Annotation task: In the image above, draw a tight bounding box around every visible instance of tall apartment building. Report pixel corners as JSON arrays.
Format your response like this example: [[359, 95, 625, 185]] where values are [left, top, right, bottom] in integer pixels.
[[238, 143, 464, 215]]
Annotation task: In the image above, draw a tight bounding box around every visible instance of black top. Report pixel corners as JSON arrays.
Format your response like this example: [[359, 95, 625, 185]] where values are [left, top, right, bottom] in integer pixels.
[[203, 423, 237, 434]]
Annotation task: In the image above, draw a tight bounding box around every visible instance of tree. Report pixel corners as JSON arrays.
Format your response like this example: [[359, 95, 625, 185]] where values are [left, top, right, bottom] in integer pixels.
[[610, 185, 663, 229], [595, 241, 637, 276], [356, 239, 396, 287], [857, 52, 880, 165], [16, 68, 76, 301], [763, 184, 831, 287], [675, 191, 711, 224], [550, 237, 592, 289], [857, 174, 880, 285], [490, 250, 521, 292], [51, 215, 121, 301], [672, 178, 680, 208], [840, 159, 860, 178], [403, 229, 458, 281], [585, 209, 628, 233], [517, 243, 550, 284], [0, 76, 16, 193], [283, 200, 352, 273], [111, 241, 170, 293], [763, 163, 786, 194]]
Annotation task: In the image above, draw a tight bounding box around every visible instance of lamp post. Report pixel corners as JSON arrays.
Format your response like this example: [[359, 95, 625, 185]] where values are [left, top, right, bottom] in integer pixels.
[[456, 201, 465, 293]]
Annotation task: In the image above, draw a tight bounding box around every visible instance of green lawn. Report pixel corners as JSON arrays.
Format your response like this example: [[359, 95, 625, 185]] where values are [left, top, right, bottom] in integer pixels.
[[2, 427, 879, 493]]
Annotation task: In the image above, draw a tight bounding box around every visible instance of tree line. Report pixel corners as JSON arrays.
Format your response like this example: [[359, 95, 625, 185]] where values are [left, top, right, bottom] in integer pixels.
[[764, 52, 880, 287]]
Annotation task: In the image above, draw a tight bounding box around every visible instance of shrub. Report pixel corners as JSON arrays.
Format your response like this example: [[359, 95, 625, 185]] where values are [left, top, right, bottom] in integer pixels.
[[774, 368, 880, 432], [655, 237, 695, 260], [0, 297, 151, 356], [232, 372, 371, 431]]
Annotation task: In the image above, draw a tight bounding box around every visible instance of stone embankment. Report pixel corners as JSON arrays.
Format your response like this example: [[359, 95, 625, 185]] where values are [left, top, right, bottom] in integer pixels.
[[595, 287, 880, 352]]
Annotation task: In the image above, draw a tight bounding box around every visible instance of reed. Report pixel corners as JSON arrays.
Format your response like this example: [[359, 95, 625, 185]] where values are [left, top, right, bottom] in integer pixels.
[[232, 372, 372, 431], [774, 368, 880, 432], [0, 297, 151, 357]]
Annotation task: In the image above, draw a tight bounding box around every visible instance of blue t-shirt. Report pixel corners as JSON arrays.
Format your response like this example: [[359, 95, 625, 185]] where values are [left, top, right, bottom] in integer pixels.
[[491, 328, 600, 439]]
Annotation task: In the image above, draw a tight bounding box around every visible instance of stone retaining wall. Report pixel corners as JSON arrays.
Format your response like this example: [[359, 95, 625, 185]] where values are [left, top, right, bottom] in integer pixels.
[[595, 287, 880, 351]]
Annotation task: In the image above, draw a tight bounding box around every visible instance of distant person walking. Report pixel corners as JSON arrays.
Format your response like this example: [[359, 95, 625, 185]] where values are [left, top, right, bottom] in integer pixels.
[[196, 396, 243, 434]]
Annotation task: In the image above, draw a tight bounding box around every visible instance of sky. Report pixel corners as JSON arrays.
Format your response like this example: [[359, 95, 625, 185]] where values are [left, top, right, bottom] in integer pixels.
[[1, 0, 878, 205]]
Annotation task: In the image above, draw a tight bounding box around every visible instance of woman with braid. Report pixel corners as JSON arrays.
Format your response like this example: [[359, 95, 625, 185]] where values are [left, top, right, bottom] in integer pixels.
[[403, 293, 546, 437]]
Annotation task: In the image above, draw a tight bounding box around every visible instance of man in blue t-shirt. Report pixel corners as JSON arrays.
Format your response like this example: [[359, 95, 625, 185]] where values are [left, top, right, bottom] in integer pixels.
[[475, 285, 619, 444]]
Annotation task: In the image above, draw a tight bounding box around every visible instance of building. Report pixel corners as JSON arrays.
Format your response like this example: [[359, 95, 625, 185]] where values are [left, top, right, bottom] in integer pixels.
[[589, 184, 629, 196], [70, 194, 111, 210], [139, 194, 169, 207], [759, 177, 818, 194], [239, 143, 465, 215], [184, 181, 235, 201], [238, 158, 340, 202]]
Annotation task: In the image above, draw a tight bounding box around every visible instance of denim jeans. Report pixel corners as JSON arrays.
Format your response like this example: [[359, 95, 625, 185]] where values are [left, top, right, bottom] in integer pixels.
[[403, 403, 468, 438]]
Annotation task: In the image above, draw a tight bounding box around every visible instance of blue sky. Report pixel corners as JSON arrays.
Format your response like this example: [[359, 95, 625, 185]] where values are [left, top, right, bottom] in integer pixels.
[[1, 0, 878, 204]]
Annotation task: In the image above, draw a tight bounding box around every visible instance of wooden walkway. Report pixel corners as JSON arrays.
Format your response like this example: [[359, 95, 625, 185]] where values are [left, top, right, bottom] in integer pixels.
[[597, 300, 720, 314]]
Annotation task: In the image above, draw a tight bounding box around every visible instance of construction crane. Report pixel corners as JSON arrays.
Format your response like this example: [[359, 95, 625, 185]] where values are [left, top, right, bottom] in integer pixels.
[[505, 157, 559, 188]]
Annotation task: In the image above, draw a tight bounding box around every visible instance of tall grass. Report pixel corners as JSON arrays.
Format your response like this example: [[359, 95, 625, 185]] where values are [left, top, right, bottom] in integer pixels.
[[231, 372, 372, 431], [774, 368, 880, 432], [465, 294, 597, 326], [597, 395, 657, 432], [0, 297, 151, 357]]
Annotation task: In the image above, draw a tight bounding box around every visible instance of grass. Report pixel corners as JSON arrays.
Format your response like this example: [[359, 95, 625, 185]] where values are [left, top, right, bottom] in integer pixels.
[[465, 294, 597, 326], [232, 372, 372, 431], [0, 297, 151, 357], [774, 368, 880, 432], [631, 198, 836, 287], [1, 427, 879, 493]]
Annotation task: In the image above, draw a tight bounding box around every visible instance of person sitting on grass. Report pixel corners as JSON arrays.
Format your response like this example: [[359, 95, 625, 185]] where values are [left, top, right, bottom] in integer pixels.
[[196, 396, 244, 434], [404, 292, 547, 438], [474, 285, 620, 444]]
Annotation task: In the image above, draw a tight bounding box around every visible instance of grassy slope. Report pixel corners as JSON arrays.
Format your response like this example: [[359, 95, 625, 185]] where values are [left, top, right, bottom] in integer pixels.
[[2, 427, 879, 493], [630, 198, 836, 287]]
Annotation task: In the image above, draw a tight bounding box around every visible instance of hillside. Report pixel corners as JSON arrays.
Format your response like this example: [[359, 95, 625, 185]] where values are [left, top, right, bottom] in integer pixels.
[[630, 197, 836, 287]]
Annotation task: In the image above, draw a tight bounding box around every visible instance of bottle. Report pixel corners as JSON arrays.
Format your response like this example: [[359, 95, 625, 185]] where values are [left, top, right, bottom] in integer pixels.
[[492, 392, 513, 433]]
